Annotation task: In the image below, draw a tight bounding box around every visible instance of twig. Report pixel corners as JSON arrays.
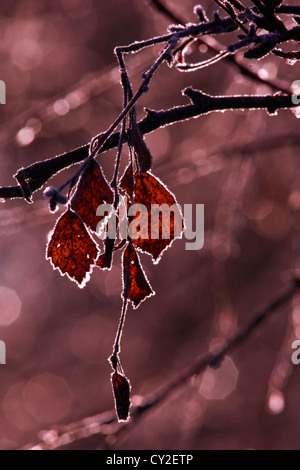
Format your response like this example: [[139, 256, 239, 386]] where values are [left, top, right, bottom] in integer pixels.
[[89, 35, 179, 155], [277, 6, 300, 15], [2, 1, 298, 201], [211, 0, 249, 34], [177, 50, 230, 71], [22, 278, 300, 450], [146, 0, 292, 93]]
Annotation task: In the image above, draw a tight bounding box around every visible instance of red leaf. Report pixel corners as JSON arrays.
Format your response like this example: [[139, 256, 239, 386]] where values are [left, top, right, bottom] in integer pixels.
[[96, 238, 115, 271], [96, 252, 112, 270], [111, 372, 131, 421], [96, 239, 127, 271], [123, 243, 154, 308], [47, 209, 99, 287], [71, 159, 113, 232], [123, 171, 184, 263]]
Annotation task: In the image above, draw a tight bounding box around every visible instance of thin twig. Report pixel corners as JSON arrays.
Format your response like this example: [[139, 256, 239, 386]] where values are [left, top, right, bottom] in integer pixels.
[[146, 0, 292, 93], [211, 0, 249, 34], [177, 50, 230, 71], [88, 35, 179, 159]]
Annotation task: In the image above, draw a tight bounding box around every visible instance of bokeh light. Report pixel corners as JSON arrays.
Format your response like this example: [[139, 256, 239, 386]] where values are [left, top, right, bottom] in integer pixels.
[[23, 374, 72, 423], [268, 391, 285, 415], [0, 286, 21, 326], [199, 356, 239, 400]]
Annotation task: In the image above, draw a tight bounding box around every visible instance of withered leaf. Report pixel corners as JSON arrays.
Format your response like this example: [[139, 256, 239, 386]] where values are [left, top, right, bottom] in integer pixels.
[[47, 209, 99, 288], [123, 171, 184, 263], [123, 243, 154, 308], [96, 239, 127, 271], [96, 238, 115, 270], [111, 372, 131, 421], [96, 252, 112, 270], [71, 159, 113, 232]]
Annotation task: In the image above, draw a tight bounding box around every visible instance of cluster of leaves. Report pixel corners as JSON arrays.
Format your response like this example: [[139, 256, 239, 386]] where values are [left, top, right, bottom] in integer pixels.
[[46, 159, 183, 308], [45, 138, 183, 419]]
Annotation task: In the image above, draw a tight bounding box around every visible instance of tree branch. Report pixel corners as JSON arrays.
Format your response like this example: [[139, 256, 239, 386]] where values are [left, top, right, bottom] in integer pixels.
[[0, 91, 296, 201], [146, 0, 293, 92]]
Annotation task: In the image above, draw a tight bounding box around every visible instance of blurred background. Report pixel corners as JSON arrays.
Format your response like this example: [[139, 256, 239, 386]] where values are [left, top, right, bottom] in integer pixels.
[[0, 0, 300, 450]]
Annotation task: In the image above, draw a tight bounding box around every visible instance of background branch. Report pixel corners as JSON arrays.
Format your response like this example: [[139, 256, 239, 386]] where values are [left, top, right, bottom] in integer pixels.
[[22, 278, 299, 450]]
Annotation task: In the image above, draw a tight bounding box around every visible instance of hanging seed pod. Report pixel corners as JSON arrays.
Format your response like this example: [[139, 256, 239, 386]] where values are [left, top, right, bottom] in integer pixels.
[[111, 372, 131, 421]]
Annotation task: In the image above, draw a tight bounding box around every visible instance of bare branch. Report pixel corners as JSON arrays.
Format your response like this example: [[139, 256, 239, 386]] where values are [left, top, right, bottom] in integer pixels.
[[0, 91, 296, 202], [146, 0, 292, 93]]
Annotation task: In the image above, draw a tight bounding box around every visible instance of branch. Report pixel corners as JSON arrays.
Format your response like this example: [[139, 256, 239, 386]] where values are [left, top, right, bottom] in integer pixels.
[[2, 0, 298, 202], [0, 91, 296, 201], [2, 92, 297, 198], [277, 6, 300, 15], [228, 25, 300, 59], [211, 0, 249, 34], [22, 278, 300, 450], [182, 87, 294, 114], [147, 0, 292, 93]]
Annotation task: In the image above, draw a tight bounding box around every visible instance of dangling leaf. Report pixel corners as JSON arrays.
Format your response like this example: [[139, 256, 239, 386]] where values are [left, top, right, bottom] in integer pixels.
[[96, 239, 127, 271], [111, 372, 131, 421], [47, 209, 99, 287], [96, 252, 112, 270], [122, 171, 184, 263], [123, 243, 154, 308], [96, 238, 115, 270], [71, 159, 113, 232]]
